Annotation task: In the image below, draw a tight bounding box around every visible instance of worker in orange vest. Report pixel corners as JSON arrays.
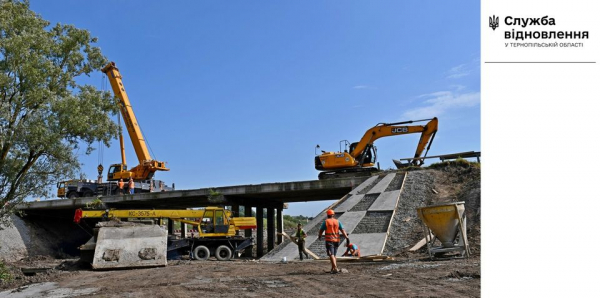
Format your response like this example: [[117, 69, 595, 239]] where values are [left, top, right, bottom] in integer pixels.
[[128, 178, 134, 194], [118, 179, 124, 195], [318, 209, 349, 274]]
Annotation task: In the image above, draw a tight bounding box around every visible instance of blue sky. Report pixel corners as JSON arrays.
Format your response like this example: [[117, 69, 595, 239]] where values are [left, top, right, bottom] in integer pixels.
[[31, 1, 480, 216]]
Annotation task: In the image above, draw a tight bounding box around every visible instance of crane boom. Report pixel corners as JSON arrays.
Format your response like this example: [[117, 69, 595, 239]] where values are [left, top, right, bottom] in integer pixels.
[[101, 62, 169, 181], [102, 62, 151, 163]]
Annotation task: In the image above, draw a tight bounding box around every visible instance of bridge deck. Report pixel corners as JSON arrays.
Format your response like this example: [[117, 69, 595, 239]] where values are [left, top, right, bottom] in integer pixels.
[[18, 177, 369, 211]]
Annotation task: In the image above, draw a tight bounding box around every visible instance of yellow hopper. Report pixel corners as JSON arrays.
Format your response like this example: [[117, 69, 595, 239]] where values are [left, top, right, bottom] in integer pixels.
[[416, 202, 470, 259]]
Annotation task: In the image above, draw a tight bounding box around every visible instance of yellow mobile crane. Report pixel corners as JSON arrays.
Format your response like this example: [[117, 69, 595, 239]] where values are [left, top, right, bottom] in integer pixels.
[[74, 207, 257, 269], [315, 118, 438, 179], [57, 62, 171, 198], [101, 62, 169, 181]]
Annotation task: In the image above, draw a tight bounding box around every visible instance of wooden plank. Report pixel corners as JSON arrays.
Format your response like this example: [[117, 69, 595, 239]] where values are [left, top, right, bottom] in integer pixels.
[[278, 231, 320, 260], [409, 238, 427, 252], [409, 232, 434, 252], [336, 255, 395, 262]]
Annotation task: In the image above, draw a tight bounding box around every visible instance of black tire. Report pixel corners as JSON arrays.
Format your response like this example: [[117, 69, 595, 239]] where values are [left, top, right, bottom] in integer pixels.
[[68, 192, 79, 199], [83, 190, 94, 197], [215, 245, 232, 261], [192, 245, 210, 261]]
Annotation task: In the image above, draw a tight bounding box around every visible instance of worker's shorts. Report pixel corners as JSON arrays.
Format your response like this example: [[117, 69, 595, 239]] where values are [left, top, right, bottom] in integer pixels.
[[325, 241, 339, 257]]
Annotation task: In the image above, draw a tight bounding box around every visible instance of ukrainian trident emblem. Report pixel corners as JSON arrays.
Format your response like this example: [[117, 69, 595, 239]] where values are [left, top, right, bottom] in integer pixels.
[[489, 15, 500, 30]]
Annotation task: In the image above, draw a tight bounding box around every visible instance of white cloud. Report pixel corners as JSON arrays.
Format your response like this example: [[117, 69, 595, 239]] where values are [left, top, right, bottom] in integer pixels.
[[402, 91, 480, 119], [449, 84, 466, 91], [352, 85, 377, 90], [446, 64, 470, 79]]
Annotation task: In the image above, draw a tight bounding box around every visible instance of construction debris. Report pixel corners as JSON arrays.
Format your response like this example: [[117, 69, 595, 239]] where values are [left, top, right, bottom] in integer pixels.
[[333, 255, 395, 262]]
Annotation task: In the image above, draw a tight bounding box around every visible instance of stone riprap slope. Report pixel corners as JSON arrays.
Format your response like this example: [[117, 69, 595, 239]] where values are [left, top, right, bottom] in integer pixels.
[[262, 164, 481, 261], [262, 173, 405, 261]]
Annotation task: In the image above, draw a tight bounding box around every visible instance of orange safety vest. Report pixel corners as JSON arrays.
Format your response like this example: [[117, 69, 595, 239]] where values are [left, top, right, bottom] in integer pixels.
[[324, 218, 340, 242], [118, 181, 124, 189], [128, 180, 134, 188]]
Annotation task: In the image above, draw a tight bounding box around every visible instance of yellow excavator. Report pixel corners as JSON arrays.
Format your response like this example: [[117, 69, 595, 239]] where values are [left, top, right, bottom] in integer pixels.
[[315, 118, 438, 179], [101, 62, 169, 181]]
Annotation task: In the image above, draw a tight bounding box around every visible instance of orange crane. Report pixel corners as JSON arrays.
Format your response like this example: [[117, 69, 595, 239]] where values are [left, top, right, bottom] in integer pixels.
[[101, 62, 169, 181]]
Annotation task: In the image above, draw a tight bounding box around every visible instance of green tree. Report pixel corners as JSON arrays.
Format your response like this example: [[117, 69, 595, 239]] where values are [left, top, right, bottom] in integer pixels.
[[0, 0, 118, 227]]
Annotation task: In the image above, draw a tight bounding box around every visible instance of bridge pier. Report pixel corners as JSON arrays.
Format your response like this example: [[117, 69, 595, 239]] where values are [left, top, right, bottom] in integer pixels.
[[244, 205, 253, 258], [167, 218, 174, 235], [267, 207, 274, 252], [256, 207, 264, 257], [231, 203, 240, 235], [277, 206, 283, 244]]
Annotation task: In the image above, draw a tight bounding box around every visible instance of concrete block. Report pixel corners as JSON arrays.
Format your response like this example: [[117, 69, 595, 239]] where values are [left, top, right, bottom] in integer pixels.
[[369, 190, 401, 211], [338, 211, 367, 234], [344, 233, 388, 256], [349, 176, 378, 195], [367, 173, 396, 194], [92, 225, 167, 269], [334, 194, 364, 212]]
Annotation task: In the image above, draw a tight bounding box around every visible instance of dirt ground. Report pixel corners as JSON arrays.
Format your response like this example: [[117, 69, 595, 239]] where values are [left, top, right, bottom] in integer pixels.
[[1, 254, 480, 298], [1, 162, 481, 297]]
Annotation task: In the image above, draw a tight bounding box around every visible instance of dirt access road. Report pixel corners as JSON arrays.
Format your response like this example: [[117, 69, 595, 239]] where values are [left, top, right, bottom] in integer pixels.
[[1, 256, 480, 298]]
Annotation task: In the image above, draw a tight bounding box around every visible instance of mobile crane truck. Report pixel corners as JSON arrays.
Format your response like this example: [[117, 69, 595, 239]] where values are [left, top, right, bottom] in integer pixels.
[[57, 61, 172, 198], [315, 118, 438, 179], [74, 207, 256, 269]]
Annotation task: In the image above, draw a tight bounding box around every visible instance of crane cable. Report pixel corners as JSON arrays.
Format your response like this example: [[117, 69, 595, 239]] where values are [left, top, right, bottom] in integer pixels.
[[97, 74, 110, 177]]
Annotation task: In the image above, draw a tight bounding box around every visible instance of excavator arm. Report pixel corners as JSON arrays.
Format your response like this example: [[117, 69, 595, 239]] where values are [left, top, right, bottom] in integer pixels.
[[350, 118, 438, 163]]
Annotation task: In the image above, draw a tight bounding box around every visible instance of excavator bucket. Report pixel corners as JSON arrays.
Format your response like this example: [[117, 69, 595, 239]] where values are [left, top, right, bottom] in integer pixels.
[[81, 221, 168, 270]]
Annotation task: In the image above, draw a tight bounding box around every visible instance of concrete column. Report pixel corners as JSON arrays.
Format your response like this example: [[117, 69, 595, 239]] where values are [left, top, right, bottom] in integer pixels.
[[180, 223, 187, 238], [231, 203, 240, 236], [276, 206, 283, 244], [256, 207, 264, 258], [231, 204, 240, 217], [244, 205, 253, 258], [167, 219, 174, 236], [267, 207, 275, 252]]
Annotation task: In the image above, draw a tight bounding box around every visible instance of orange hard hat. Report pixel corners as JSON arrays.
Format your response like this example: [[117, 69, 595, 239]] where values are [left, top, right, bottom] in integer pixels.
[[326, 209, 335, 215]]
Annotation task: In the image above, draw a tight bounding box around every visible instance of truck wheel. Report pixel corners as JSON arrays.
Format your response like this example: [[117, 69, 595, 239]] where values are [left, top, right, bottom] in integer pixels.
[[215, 245, 232, 261], [193, 245, 210, 261], [83, 190, 94, 197], [68, 192, 79, 199]]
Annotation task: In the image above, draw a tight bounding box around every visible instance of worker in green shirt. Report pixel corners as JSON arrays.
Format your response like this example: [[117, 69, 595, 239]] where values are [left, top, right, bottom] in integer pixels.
[[295, 223, 310, 260]]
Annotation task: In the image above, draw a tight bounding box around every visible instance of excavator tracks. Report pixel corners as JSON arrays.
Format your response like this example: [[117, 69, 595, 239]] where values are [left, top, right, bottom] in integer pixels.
[[318, 167, 380, 180]]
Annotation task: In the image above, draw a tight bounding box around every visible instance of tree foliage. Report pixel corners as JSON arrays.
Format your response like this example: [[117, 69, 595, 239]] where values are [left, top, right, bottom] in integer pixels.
[[0, 0, 118, 227]]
